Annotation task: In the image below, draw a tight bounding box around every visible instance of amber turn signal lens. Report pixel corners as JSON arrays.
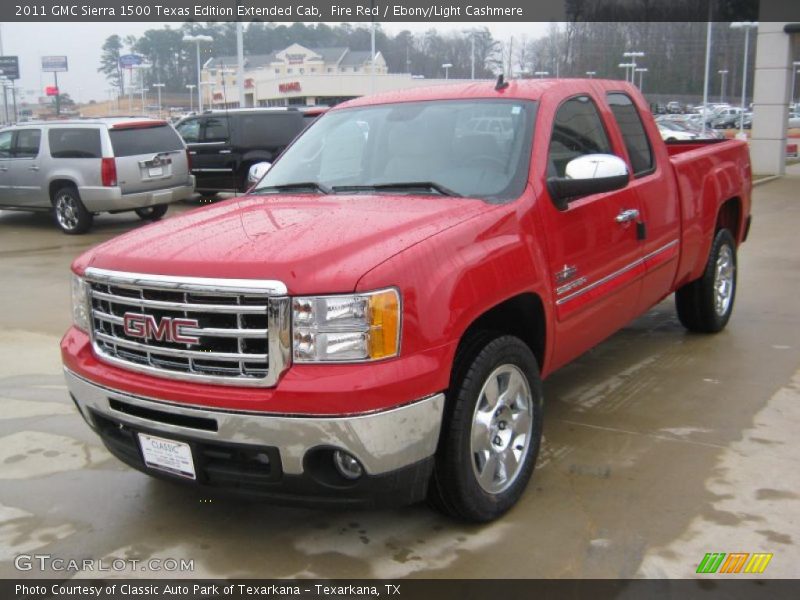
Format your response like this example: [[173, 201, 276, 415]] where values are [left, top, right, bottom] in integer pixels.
[[367, 290, 400, 359]]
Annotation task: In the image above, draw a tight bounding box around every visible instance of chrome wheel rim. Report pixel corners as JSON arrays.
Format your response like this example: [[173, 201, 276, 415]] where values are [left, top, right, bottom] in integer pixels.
[[470, 364, 533, 495], [55, 193, 79, 231], [714, 244, 735, 316]]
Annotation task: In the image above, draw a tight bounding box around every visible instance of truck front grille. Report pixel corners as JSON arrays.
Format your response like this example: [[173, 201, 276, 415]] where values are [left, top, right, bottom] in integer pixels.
[[84, 268, 290, 387]]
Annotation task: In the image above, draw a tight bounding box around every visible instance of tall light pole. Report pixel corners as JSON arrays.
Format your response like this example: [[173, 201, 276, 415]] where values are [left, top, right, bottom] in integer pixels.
[[153, 82, 165, 117], [635, 67, 648, 92], [730, 22, 758, 134], [183, 34, 213, 113], [236, 21, 245, 108], [586, 71, 596, 78], [186, 84, 196, 113], [623, 51, 644, 83], [718, 69, 729, 103], [442, 63, 453, 79]]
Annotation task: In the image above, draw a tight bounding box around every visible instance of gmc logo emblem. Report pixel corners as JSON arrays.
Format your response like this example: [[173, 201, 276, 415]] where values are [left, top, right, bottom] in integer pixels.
[[123, 312, 200, 345]]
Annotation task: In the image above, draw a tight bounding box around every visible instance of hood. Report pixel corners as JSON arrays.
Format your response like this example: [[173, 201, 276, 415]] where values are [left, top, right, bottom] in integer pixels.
[[81, 194, 488, 294]]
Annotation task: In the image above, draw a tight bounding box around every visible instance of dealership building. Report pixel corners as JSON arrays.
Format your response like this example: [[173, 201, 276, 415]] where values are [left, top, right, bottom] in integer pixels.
[[202, 43, 450, 108]]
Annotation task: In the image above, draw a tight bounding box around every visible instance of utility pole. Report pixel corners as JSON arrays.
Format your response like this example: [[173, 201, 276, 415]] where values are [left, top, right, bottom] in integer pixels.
[[236, 20, 244, 107]]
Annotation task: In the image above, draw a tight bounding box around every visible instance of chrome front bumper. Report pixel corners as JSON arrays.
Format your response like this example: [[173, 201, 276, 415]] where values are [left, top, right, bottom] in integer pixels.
[[64, 369, 444, 476]]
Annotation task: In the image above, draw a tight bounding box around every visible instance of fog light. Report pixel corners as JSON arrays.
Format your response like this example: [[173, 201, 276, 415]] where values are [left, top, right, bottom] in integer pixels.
[[333, 450, 364, 480]]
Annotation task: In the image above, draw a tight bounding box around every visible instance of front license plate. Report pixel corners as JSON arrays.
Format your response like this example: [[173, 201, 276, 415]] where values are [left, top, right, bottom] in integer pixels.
[[148, 166, 164, 177], [138, 433, 196, 480]]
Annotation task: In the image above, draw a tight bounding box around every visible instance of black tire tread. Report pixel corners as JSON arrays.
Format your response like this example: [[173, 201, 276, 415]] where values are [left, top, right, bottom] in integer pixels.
[[675, 228, 737, 333]]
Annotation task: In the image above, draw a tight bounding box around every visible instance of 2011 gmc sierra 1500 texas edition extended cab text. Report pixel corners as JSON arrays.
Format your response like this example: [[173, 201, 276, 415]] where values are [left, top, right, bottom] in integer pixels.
[[61, 79, 752, 522]]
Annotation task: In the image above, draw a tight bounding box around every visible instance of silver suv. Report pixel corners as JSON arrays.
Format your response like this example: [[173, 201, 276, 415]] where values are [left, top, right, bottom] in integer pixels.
[[0, 117, 195, 234]]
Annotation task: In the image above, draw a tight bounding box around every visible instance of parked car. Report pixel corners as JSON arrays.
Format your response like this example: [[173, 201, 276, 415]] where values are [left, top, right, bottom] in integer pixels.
[[666, 101, 683, 114], [0, 118, 194, 234], [63, 79, 751, 521], [789, 112, 800, 129], [175, 108, 316, 194]]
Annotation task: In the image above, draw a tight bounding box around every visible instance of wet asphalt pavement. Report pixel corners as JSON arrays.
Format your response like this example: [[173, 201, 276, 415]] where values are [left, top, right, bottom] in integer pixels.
[[1, 180, 798, 579]]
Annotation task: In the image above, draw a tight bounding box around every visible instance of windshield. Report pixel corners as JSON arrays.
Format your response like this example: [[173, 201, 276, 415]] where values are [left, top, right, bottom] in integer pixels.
[[253, 99, 537, 202]]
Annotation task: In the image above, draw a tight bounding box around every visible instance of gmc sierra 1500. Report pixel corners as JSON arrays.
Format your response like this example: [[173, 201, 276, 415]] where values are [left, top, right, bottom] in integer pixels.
[[62, 79, 751, 522]]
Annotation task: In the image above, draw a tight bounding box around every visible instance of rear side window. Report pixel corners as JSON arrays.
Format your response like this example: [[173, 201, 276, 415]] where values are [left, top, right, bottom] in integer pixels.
[[607, 93, 654, 176], [0, 130, 12, 158], [548, 96, 611, 178], [48, 128, 101, 159], [14, 129, 41, 158], [238, 113, 304, 148], [203, 117, 229, 142], [109, 125, 184, 157]]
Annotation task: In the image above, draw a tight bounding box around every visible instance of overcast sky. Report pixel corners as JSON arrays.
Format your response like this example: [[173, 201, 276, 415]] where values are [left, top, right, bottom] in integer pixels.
[[0, 21, 550, 103]]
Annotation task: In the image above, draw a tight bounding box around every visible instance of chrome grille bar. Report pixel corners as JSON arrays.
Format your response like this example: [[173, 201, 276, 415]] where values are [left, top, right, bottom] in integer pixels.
[[84, 267, 290, 387]]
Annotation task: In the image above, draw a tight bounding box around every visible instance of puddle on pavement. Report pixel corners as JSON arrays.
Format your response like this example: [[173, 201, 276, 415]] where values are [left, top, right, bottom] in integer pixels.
[[0, 431, 109, 479], [0, 502, 77, 561]]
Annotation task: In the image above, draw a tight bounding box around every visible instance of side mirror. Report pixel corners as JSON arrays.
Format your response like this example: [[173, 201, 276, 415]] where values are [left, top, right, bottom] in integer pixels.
[[547, 154, 630, 211], [247, 161, 272, 190]]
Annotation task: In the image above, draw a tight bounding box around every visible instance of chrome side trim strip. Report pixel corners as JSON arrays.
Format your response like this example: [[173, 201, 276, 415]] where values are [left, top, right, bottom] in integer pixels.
[[556, 240, 678, 306]]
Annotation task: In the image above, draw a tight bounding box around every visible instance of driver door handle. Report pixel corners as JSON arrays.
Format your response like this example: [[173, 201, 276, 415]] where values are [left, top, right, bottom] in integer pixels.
[[615, 208, 640, 224]]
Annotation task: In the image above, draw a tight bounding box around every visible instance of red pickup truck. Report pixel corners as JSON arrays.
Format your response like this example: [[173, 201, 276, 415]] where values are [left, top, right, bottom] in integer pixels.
[[62, 79, 751, 522]]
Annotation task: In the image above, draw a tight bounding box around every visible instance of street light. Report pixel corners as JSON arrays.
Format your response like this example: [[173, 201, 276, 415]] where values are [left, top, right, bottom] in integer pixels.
[[730, 22, 758, 135], [534, 71, 549, 78], [183, 34, 213, 113], [185, 84, 196, 113], [718, 69, 729, 104], [618, 63, 635, 82], [635, 67, 648, 92], [586, 71, 596, 78], [442, 63, 453, 79], [152, 83, 165, 118], [623, 51, 645, 83]]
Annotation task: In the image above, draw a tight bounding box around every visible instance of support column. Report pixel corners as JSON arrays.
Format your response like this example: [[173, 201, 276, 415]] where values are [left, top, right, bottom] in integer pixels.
[[750, 22, 793, 175]]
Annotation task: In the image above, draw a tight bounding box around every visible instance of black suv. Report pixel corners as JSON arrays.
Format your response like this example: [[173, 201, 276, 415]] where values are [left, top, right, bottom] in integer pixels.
[[175, 108, 313, 193]]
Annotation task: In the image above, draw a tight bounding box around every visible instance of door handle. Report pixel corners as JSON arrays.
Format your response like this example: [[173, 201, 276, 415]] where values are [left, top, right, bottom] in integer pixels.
[[615, 209, 640, 224], [188, 151, 197, 155], [0, 167, 7, 172], [29, 165, 40, 171], [218, 150, 232, 154]]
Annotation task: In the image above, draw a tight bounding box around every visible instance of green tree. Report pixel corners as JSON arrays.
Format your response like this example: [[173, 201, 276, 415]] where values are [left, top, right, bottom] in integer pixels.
[[98, 35, 124, 95]]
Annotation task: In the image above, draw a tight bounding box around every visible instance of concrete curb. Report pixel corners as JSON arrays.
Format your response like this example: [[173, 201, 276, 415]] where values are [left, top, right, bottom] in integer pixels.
[[753, 175, 782, 186]]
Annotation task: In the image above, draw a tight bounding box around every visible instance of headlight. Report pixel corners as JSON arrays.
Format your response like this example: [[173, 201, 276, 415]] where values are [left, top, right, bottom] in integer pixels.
[[292, 289, 400, 363], [71, 274, 90, 332]]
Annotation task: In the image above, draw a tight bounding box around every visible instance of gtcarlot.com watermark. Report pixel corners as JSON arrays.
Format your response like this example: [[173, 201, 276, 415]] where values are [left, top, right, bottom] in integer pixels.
[[14, 553, 195, 573]]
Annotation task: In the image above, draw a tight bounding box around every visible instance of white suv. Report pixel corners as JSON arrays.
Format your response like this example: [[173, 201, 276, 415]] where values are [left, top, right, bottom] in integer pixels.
[[0, 117, 195, 234]]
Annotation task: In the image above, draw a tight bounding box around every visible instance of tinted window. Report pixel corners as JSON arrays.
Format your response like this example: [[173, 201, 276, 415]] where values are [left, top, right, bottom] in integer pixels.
[[238, 113, 305, 148], [14, 129, 41, 158], [109, 124, 183, 157], [0, 131, 12, 158], [607, 93, 654, 176], [48, 128, 102, 159], [176, 118, 200, 143], [548, 96, 611, 177], [202, 117, 229, 142], [256, 100, 536, 202]]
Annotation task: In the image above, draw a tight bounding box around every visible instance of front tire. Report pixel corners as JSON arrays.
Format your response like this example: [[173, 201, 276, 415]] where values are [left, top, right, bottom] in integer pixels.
[[429, 334, 543, 522], [675, 228, 737, 333], [135, 205, 169, 221], [53, 186, 93, 235]]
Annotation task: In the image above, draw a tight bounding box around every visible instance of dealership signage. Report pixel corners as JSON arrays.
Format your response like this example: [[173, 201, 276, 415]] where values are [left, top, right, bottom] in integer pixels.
[[285, 53, 306, 64], [41, 55, 68, 72], [0, 56, 20, 79], [45, 86, 59, 96], [279, 82, 301, 93], [119, 54, 143, 68]]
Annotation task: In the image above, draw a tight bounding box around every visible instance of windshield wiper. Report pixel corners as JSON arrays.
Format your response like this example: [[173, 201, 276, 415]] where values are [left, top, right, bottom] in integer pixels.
[[332, 181, 462, 197], [253, 182, 332, 195]]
